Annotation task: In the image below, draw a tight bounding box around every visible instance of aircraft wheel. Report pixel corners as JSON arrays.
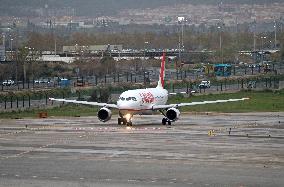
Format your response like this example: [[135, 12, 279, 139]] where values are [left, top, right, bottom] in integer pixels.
[[118, 118, 127, 125], [167, 121, 172, 126], [122, 118, 127, 125], [127, 122, 132, 126], [162, 118, 167, 125]]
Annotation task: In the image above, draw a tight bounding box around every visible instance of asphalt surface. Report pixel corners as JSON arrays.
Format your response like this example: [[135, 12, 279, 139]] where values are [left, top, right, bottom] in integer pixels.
[[0, 113, 283, 186]]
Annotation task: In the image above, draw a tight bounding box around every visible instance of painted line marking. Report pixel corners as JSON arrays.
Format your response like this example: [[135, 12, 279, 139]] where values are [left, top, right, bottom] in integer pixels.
[[127, 179, 137, 182]]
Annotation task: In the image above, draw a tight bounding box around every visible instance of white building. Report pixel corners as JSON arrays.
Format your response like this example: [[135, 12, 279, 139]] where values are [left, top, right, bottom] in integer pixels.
[[63, 44, 123, 53], [38, 55, 75, 63]]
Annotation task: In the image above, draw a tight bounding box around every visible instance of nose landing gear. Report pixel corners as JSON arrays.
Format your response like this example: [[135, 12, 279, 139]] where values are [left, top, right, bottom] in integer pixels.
[[118, 114, 133, 126]]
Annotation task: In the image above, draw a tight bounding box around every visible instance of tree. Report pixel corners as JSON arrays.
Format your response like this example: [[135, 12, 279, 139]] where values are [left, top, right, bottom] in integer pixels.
[[99, 57, 116, 74]]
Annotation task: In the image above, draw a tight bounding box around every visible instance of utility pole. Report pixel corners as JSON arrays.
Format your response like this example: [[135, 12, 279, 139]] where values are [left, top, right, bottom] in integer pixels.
[[274, 19, 277, 49]]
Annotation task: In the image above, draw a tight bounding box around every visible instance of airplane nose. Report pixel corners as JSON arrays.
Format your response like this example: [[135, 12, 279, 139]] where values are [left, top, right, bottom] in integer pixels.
[[117, 101, 138, 110]]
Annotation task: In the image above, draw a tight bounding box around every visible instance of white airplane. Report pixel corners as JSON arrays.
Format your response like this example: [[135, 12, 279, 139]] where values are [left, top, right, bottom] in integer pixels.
[[50, 53, 249, 126]]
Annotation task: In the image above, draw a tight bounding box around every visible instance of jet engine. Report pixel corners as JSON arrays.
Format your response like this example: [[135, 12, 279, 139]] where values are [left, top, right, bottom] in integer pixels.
[[166, 108, 180, 121], [98, 107, 112, 122]]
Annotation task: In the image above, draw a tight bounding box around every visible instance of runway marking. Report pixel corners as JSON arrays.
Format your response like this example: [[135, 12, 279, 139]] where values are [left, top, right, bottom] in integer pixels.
[[0, 130, 30, 137], [127, 179, 138, 182], [74, 127, 164, 132], [32, 176, 37, 178], [79, 177, 84, 180], [52, 176, 59, 179], [1, 173, 7, 176], [15, 174, 19, 177]]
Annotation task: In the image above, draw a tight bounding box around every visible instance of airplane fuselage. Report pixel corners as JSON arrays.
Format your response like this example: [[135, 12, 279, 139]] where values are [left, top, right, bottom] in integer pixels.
[[117, 87, 168, 116]]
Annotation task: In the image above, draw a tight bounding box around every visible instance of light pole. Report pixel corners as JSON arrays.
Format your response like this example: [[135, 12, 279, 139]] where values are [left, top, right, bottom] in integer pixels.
[[274, 20, 277, 49], [252, 20, 257, 63], [253, 21, 256, 51], [261, 36, 266, 63], [10, 38, 13, 60], [2, 33, 5, 61], [23, 46, 30, 83], [178, 17, 185, 62], [30, 47, 35, 80], [142, 41, 149, 72], [144, 41, 149, 60], [281, 17, 283, 33], [218, 26, 223, 64]]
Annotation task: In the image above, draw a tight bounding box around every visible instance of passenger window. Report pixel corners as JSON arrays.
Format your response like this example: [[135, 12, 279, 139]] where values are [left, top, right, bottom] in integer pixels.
[[126, 97, 131, 101]]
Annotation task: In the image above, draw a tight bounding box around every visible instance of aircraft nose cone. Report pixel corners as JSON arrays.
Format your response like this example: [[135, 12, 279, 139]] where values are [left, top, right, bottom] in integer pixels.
[[117, 101, 137, 110]]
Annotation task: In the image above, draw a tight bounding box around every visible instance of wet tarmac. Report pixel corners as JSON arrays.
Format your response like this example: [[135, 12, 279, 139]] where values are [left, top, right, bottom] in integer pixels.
[[0, 112, 283, 187]]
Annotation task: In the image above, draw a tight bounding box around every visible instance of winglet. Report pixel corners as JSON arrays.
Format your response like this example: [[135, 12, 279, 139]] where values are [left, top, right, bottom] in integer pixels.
[[157, 52, 166, 88]]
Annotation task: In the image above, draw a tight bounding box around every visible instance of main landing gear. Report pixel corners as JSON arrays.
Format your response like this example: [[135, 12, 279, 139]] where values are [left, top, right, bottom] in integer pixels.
[[160, 110, 172, 125], [162, 118, 171, 126]]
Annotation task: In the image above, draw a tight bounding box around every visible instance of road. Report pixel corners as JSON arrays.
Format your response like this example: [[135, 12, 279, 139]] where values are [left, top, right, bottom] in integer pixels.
[[0, 113, 284, 186]]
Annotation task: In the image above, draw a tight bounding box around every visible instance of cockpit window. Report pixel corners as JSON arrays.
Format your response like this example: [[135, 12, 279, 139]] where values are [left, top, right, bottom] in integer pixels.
[[120, 97, 125, 101], [132, 97, 137, 101]]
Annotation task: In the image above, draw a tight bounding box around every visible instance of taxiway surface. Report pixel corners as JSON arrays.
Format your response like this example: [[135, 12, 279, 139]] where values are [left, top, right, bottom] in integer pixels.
[[0, 113, 283, 186]]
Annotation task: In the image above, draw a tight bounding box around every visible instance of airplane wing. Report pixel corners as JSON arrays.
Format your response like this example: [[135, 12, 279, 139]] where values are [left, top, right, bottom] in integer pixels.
[[49, 98, 118, 109], [152, 98, 249, 110]]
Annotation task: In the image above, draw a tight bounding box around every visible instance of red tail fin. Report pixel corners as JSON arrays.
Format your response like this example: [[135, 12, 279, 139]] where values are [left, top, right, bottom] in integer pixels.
[[157, 52, 166, 88]]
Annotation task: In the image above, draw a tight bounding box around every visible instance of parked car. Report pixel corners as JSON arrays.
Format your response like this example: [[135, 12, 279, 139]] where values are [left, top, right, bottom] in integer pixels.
[[34, 78, 51, 84], [247, 81, 256, 89], [199, 80, 211, 89], [59, 78, 70, 87], [2, 80, 15, 86]]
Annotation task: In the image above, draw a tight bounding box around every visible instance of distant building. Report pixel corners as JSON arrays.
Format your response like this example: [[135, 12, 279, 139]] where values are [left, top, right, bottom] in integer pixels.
[[38, 55, 75, 63], [63, 44, 123, 53], [0, 45, 5, 61]]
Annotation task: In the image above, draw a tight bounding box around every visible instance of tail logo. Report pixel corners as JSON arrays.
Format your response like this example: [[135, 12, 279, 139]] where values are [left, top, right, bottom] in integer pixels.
[[159, 52, 166, 88]]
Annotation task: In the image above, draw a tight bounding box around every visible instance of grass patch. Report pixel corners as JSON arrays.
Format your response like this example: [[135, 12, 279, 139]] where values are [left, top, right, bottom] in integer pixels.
[[0, 104, 99, 119], [168, 89, 284, 113]]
